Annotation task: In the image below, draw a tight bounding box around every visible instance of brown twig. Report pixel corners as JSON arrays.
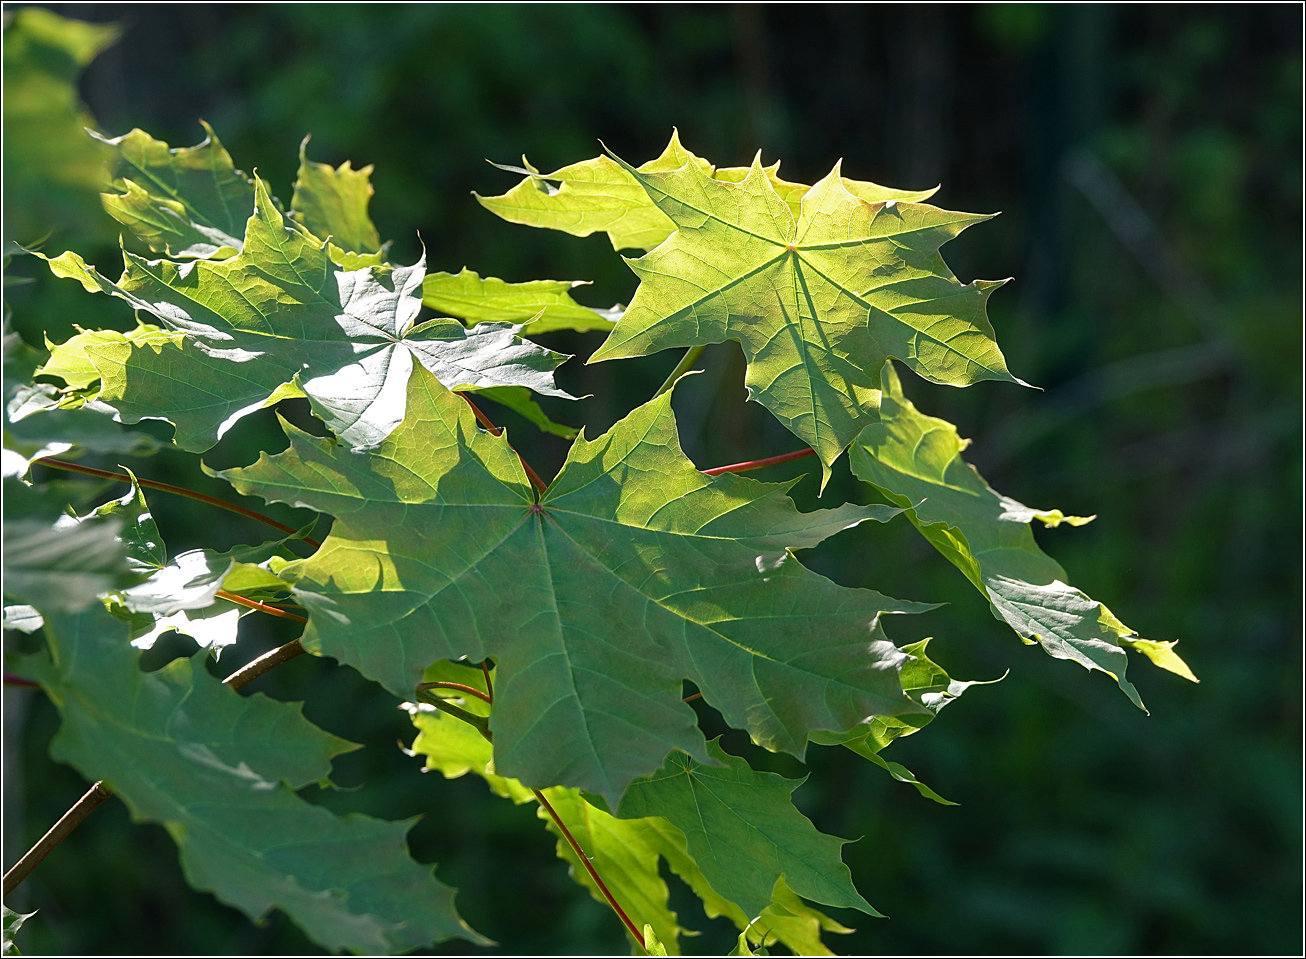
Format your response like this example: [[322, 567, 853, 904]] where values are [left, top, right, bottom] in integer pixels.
[[2, 782, 112, 897], [3, 673, 39, 689], [222, 638, 306, 692], [457, 393, 549, 493], [34, 457, 322, 549], [703, 446, 816, 476]]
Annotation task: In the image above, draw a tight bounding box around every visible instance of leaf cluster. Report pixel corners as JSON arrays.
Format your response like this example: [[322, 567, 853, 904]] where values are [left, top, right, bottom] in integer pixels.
[[3, 18, 1194, 953]]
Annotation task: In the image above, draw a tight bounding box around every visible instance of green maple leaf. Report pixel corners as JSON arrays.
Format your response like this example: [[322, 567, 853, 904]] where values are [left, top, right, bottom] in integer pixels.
[[221, 365, 931, 805], [616, 740, 879, 921], [2, 905, 36, 957], [477, 130, 938, 252], [850, 362, 1198, 708], [1, 474, 134, 613], [407, 662, 854, 956], [587, 151, 1024, 484], [38, 177, 576, 450], [422, 268, 619, 335], [3, 327, 162, 470], [94, 122, 255, 260], [87, 475, 303, 656], [812, 634, 1001, 805], [290, 136, 383, 256], [13, 601, 483, 954]]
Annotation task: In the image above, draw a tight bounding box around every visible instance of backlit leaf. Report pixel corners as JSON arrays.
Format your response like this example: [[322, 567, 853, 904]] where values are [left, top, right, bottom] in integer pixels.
[[422, 268, 619, 335], [2, 8, 119, 244], [290, 136, 382, 255], [93, 122, 254, 260], [407, 663, 853, 956], [588, 151, 1023, 484], [849, 362, 1197, 706], [477, 130, 938, 252]]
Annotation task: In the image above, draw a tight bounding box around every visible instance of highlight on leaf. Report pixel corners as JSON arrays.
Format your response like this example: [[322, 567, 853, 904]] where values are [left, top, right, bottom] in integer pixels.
[[36, 177, 577, 451]]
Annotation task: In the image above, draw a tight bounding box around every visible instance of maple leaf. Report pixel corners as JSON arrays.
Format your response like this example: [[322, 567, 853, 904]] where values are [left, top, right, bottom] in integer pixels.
[[2, 8, 119, 244], [38, 178, 576, 450], [587, 151, 1024, 484], [812, 632, 1001, 805], [850, 362, 1198, 707], [476, 130, 939, 252], [289, 136, 382, 256], [86, 475, 303, 656], [615, 740, 879, 921], [407, 662, 857, 955], [94, 122, 255, 260], [11, 600, 484, 953], [220, 365, 932, 805]]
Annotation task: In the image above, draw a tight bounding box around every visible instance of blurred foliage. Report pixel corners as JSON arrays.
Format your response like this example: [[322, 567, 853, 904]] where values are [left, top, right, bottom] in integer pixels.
[[3, 3, 1300, 956]]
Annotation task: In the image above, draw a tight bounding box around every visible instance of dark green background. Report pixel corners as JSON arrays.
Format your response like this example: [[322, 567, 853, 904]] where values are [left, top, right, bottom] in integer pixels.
[[3, 3, 1301, 955]]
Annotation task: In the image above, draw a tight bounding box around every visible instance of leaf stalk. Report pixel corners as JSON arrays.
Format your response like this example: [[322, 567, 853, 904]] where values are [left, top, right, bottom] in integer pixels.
[[458, 394, 549, 493], [653, 345, 705, 398], [34, 457, 323, 548], [703, 446, 816, 476], [533, 786, 647, 953]]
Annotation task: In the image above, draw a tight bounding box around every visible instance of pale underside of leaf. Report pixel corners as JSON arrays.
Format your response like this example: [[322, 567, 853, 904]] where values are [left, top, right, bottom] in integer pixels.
[[221, 366, 931, 806], [38, 178, 575, 451]]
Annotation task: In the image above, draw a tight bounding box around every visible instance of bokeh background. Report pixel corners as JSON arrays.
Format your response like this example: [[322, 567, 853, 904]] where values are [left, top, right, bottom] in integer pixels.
[[3, 3, 1301, 955]]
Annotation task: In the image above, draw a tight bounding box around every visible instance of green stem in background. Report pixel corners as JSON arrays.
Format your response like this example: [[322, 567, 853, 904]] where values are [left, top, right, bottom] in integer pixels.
[[1, 633, 306, 898], [703, 446, 816, 476], [35, 457, 323, 549], [653, 345, 705, 398]]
